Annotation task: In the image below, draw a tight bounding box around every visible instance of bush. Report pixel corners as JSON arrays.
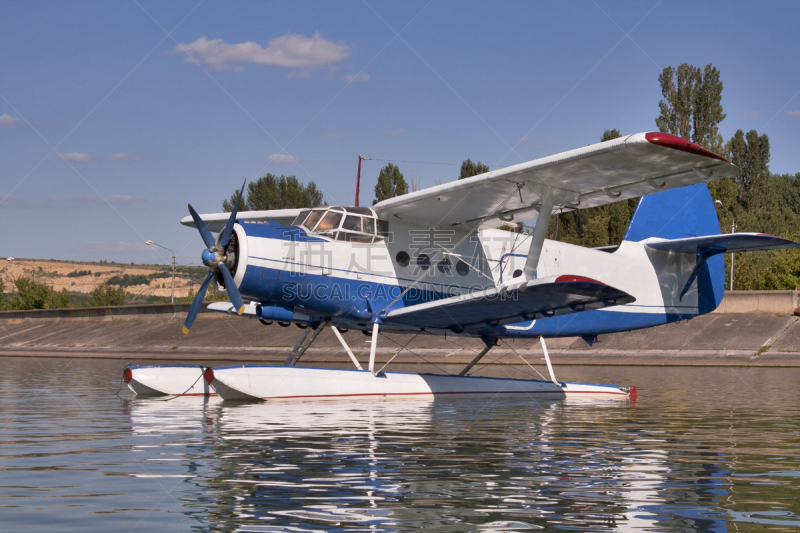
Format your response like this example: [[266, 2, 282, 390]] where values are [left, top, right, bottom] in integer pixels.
[[87, 285, 129, 307], [7, 279, 71, 310], [66, 270, 92, 278]]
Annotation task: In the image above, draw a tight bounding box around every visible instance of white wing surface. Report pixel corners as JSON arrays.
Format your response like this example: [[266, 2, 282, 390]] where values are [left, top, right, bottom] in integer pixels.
[[373, 132, 738, 228], [180, 208, 302, 232]]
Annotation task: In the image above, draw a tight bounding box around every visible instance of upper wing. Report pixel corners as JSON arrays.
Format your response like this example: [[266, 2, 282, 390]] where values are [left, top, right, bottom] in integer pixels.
[[383, 275, 635, 332], [646, 233, 799, 254], [180, 209, 302, 232], [373, 132, 738, 228]]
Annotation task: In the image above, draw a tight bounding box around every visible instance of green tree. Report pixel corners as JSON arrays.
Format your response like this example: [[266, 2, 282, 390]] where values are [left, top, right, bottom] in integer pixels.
[[7, 279, 70, 310], [600, 129, 621, 142], [87, 284, 129, 307], [458, 159, 489, 180], [692, 64, 725, 153], [656, 63, 726, 153], [373, 163, 408, 204], [0, 278, 5, 310], [727, 129, 773, 210], [223, 174, 324, 212], [656, 63, 699, 139]]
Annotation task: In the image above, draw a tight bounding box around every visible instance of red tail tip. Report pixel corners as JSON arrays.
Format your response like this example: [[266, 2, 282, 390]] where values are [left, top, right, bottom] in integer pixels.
[[629, 385, 637, 401], [204, 367, 215, 385]]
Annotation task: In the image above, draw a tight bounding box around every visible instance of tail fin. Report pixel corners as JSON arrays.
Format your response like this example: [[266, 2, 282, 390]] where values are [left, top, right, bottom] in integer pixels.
[[624, 182, 721, 241], [624, 183, 724, 314]]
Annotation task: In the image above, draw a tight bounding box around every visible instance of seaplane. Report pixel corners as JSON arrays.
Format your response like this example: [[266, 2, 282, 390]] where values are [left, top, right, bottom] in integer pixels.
[[124, 132, 797, 400]]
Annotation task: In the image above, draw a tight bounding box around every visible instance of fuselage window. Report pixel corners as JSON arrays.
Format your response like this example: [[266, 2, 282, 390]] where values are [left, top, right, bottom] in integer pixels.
[[363, 217, 375, 235], [417, 254, 430, 270], [512, 269, 523, 278], [456, 260, 469, 276], [396, 251, 410, 267], [437, 258, 451, 274]]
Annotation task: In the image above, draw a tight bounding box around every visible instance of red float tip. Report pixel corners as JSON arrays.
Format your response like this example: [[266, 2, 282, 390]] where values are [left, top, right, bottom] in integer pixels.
[[204, 367, 215, 385], [123, 368, 132, 384], [629, 385, 637, 401]]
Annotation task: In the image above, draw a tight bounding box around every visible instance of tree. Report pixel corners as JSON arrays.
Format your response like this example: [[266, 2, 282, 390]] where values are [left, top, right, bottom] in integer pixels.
[[374, 163, 408, 204], [600, 129, 621, 142], [87, 284, 129, 307], [7, 279, 70, 310], [458, 159, 489, 180], [0, 278, 5, 310], [727, 129, 771, 202], [223, 174, 324, 212], [692, 64, 725, 153], [656, 63, 725, 153]]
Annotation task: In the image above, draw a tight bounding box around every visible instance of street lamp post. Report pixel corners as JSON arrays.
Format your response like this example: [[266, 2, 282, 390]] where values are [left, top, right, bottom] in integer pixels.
[[146, 240, 176, 304], [715, 201, 735, 291]]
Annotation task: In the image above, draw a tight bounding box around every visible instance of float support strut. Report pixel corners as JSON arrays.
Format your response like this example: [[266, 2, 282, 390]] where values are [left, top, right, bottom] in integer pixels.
[[458, 336, 495, 376], [540, 335, 560, 386], [332, 325, 363, 370], [368, 321, 380, 373], [286, 321, 327, 366]]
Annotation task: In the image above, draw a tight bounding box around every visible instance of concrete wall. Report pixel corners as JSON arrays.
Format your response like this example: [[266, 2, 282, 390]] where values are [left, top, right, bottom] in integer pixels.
[[0, 290, 798, 322], [713, 290, 799, 314]]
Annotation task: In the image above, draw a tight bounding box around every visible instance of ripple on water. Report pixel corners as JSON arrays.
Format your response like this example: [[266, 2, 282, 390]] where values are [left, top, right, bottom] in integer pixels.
[[0, 358, 798, 531]]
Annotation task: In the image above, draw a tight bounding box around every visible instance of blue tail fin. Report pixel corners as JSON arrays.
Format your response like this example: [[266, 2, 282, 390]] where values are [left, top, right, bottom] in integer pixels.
[[624, 183, 724, 314]]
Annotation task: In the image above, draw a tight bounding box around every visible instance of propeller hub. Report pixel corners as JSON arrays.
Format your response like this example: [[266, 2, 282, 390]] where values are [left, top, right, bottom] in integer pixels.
[[201, 249, 217, 266]]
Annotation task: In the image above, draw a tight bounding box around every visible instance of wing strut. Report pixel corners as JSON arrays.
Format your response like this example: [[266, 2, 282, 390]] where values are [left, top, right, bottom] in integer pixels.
[[523, 187, 555, 280]]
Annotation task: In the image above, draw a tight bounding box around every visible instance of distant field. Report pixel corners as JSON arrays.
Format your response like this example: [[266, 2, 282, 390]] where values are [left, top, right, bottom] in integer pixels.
[[1, 258, 207, 299]]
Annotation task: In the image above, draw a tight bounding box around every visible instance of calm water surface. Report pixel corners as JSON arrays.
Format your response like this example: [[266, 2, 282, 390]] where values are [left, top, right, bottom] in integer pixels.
[[0, 357, 798, 531]]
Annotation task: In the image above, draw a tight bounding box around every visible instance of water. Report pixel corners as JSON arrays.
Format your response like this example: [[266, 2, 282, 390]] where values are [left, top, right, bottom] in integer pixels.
[[0, 358, 798, 531]]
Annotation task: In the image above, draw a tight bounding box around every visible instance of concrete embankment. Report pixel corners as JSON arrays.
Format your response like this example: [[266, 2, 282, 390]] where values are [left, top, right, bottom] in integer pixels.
[[2, 291, 800, 367]]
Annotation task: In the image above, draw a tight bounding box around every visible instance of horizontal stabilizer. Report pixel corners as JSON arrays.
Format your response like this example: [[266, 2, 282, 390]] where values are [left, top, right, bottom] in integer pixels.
[[646, 233, 798, 254], [384, 275, 635, 332]]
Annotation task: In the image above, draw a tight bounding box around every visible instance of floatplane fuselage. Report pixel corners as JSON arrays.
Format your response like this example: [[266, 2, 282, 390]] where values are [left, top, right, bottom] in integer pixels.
[[125, 132, 797, 400]]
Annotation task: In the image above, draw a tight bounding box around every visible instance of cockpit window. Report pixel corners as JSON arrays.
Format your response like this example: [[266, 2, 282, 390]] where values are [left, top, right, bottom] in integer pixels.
[[342, 215, 362, 232], [303, 210, 325, 231], [315, 211, 342, 232], [292, 210, 310, 227], [292, 206, 387, 243]]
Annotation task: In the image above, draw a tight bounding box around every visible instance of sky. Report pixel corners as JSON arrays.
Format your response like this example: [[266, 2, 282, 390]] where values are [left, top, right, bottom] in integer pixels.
[[1, 0, 799, 267]]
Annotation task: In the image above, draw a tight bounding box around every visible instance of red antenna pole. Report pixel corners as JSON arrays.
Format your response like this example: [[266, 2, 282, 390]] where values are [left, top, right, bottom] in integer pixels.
[[356, 155, 370, 207], [356, 155, 362, 207]]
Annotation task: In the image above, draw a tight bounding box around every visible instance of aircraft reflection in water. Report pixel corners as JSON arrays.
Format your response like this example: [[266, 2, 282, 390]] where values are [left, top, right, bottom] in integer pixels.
[[124, 396, 742, 531]]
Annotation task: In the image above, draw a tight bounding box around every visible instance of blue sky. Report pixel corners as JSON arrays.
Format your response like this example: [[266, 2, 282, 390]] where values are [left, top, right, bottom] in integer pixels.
[[2, 1, 799, 267]]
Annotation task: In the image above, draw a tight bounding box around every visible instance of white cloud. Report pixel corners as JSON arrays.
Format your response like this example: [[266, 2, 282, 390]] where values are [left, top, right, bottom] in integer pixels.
[[109, 153, 142, 161], [267, 154, 299, 164], [173, 34, 349, 72], [326, 132, 342, 139], [59, 152, 92, 163], [381, 128, 405, 137], [0, 114, 20, 127], [788, 110, 800, 120], [740, 110, 763, 120], [85, 241, 150, 253], [344, 72, 369, 83]]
